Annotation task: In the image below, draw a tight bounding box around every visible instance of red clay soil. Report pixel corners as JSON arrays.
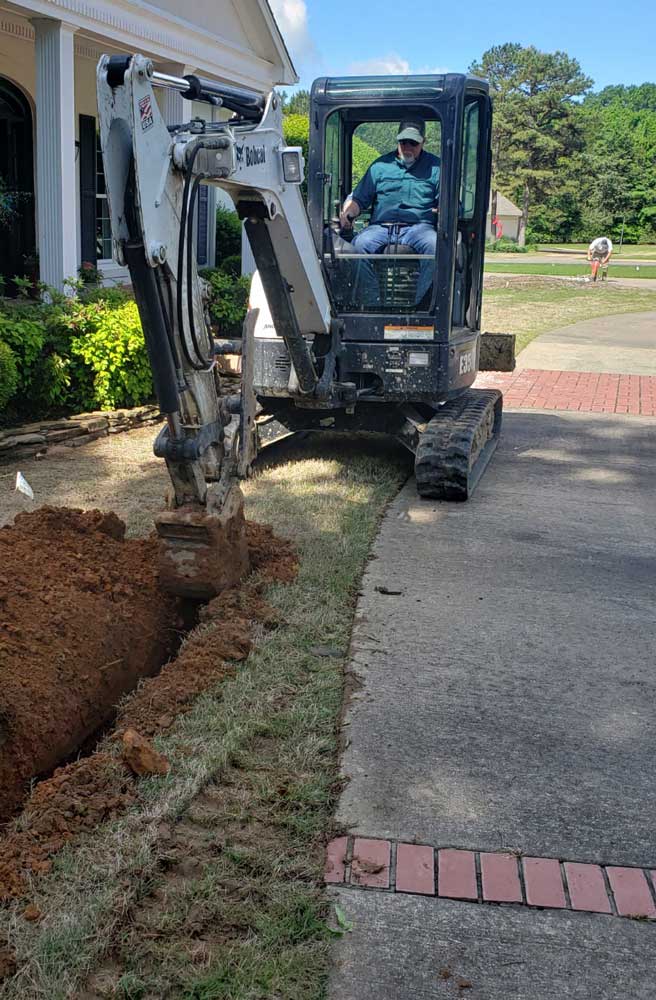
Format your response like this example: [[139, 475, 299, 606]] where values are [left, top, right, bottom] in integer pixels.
[[0, 506, 180, 824], [0, 519, 297, 906]]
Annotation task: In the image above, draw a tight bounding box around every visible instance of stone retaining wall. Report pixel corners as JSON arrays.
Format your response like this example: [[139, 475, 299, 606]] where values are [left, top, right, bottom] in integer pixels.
[[0, 405, 162, 463]]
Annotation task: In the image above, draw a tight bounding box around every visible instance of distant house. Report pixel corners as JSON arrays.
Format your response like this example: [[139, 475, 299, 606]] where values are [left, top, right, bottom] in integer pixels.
[[486, 192, 523, 245], [0, 0, 295, 292]]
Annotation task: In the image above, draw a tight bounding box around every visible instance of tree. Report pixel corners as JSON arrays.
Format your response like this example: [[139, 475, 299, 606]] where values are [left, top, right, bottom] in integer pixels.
[[280, 89, 310, 116], [470, 44, 592, 243], [578, 90, 656, 243]]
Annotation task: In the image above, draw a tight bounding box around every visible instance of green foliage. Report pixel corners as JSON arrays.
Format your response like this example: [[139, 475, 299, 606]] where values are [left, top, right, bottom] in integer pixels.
[[218, 253, 242, 278], [352, 135, 381, 186], [199, 267, 250, 335], [283, 114, 310, 198], [80, 284, 131, 307], [282, 113, 309, 156], [485, 237, 530, 253], [280, 89, 310, 116], [0, 306, 46, 387], [68, 301, 152, 409], [215, 205, 243, 262], [356, 120, 442, 157], [0, 340, 18, 410], [78, 261, 101, 285], [471, 44, 592, 242], [468, 46, 656, 244], [0, 286, 151, 420]]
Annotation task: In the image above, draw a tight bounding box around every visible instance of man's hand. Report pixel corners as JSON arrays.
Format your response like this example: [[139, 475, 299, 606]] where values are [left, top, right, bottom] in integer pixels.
[[339, 198, 360, 229]]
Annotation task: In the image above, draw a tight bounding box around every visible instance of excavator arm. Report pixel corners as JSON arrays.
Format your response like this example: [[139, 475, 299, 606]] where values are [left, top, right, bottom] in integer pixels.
[[96, 53, 335, 597]]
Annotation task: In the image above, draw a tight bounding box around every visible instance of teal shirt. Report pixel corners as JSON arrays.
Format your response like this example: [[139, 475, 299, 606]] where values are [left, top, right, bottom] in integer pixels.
[[352, 150, 440, 226]]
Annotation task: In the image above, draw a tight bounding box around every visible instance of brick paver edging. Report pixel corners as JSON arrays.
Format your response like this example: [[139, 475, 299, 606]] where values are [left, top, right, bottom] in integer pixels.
[[325, 837, 656, 921], [474, 369, 656, 416]]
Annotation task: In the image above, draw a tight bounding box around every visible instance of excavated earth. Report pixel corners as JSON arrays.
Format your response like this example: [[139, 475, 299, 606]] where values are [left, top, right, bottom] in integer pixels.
[[0, 505, 297, 907], [0, 506, 182, 824]]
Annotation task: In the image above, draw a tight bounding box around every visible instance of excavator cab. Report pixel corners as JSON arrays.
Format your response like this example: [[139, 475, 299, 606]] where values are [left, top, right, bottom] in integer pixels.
[[252, 74, 503, 500], [307, 74, 490, 384], [252, 76, 496, 408]]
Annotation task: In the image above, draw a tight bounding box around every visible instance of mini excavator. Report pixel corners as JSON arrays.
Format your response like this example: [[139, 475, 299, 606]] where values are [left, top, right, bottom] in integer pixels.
[[97, 54, 511, 599]]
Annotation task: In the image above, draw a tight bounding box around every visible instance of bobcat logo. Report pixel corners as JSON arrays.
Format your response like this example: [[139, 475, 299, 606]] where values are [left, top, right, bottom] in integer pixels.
[[235, 143, 244, 167]]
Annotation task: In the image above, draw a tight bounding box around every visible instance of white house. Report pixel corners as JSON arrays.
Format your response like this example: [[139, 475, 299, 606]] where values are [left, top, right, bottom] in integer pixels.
[[0, 0, 295, 291], [486, 192, 523, 244]]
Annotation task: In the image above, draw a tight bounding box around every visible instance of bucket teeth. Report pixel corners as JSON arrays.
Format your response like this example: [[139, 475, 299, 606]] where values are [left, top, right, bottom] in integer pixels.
[[414, 389, 503, 500], [155, 489, 249, 599]]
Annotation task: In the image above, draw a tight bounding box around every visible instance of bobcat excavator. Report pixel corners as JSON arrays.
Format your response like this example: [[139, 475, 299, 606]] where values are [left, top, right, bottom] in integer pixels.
[[96, 54, 512, 600]]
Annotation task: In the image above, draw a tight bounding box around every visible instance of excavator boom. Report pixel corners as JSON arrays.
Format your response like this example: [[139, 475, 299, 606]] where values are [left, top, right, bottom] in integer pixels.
[[96, 53, 335, 597]]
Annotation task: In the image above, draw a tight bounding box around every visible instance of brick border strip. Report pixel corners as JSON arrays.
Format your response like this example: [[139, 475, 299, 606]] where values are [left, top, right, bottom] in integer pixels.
[[325, 837, 656, 920], [474, 369, 656, 416]]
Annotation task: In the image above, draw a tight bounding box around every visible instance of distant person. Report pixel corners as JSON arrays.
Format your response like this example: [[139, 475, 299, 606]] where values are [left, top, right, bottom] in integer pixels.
[[587, 236, 612, 281]]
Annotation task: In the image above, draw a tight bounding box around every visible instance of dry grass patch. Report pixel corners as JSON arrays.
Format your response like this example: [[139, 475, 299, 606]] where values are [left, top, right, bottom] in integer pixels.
[[482, 275, 656, 354]]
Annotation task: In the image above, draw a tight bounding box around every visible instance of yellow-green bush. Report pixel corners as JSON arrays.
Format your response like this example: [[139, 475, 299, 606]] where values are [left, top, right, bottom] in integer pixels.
[[0, 340, 18, 411], [69, 300, 152, 409]]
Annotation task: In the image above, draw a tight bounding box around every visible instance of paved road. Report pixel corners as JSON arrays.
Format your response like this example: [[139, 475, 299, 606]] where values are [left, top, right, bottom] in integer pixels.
[[328, 410, 656, 999], [517, 311, 656, 373]]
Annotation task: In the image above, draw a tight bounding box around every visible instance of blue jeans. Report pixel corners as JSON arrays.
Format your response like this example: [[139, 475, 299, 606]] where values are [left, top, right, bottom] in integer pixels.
[[352, 223, 437, 306]]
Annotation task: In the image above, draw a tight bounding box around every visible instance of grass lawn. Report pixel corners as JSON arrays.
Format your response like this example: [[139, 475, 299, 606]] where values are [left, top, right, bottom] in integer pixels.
[[538, 243, 656, 260], [484, 261, 656, 279], [1, 437, 409, 1000], [482, 277, 656, 354]]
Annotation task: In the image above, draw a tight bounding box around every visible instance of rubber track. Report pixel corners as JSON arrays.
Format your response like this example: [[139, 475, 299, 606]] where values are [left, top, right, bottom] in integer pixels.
[[415, 388, 503, 501]]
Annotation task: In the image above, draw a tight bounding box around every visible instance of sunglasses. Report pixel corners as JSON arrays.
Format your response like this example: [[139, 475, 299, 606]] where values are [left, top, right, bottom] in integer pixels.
[[399, 139, 420, 147]]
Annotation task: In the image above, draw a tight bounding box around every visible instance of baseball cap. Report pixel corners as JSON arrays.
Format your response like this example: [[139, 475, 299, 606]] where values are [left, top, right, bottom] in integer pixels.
[[397, 119, 426, 143]]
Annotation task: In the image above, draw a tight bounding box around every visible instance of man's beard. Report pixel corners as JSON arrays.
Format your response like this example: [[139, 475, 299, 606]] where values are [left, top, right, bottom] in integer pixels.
[[401, 152, 417, 166]]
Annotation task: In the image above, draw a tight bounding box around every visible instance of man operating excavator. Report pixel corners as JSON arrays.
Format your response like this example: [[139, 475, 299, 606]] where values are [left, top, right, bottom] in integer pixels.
[[339, 119, 440, 305]]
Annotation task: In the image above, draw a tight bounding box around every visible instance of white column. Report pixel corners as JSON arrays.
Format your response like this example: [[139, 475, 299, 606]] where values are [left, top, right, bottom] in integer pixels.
[[32, 18, 77, 292]]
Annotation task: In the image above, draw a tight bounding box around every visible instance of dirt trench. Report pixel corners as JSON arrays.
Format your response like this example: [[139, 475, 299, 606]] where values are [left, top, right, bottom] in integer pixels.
[[0, 506, 183, 824], [0, 506, 298, 905]]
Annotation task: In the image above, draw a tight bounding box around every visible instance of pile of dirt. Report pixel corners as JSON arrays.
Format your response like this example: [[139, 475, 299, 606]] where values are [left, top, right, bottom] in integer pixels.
[[0, 507, 181, 824], [0, 518, 297, 904]]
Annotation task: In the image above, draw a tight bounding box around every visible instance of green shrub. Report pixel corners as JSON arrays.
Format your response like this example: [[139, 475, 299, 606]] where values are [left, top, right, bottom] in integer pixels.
[[69, 301, 153, 409], [199, 267, 250, 335], [219, 253, 242, 278], [80, 284, 131, 307], [0, 340, 18, 410], [0, 306, 46, 387], [216, 205, 243, 261], [352, 135, 381, 186], [283, 113, 309, 159], [283, 114, 310, 198], [486, 237, 528, 253]]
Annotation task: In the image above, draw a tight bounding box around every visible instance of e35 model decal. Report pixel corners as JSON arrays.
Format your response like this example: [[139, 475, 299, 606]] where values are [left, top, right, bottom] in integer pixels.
[[459, 349, 474, 375]]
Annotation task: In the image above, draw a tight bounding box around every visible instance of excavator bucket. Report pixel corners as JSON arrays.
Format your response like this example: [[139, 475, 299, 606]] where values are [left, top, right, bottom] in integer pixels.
[[155, 486, 249, 600]]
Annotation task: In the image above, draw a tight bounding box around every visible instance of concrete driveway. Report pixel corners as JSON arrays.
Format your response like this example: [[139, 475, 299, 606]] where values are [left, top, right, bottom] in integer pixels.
[[328, 409, 656, 999], [517, 311, 656, 374]]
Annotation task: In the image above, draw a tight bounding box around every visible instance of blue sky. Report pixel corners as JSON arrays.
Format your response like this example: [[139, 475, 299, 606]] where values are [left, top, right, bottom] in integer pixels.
[[269, 0, 654, 93]]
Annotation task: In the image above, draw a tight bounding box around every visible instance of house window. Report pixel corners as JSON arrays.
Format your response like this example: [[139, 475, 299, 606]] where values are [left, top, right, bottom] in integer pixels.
[[95, 133, 112, 260]]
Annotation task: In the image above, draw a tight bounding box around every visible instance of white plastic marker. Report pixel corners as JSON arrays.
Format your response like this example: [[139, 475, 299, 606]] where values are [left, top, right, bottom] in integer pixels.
[[15, 471, 34, 500]]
